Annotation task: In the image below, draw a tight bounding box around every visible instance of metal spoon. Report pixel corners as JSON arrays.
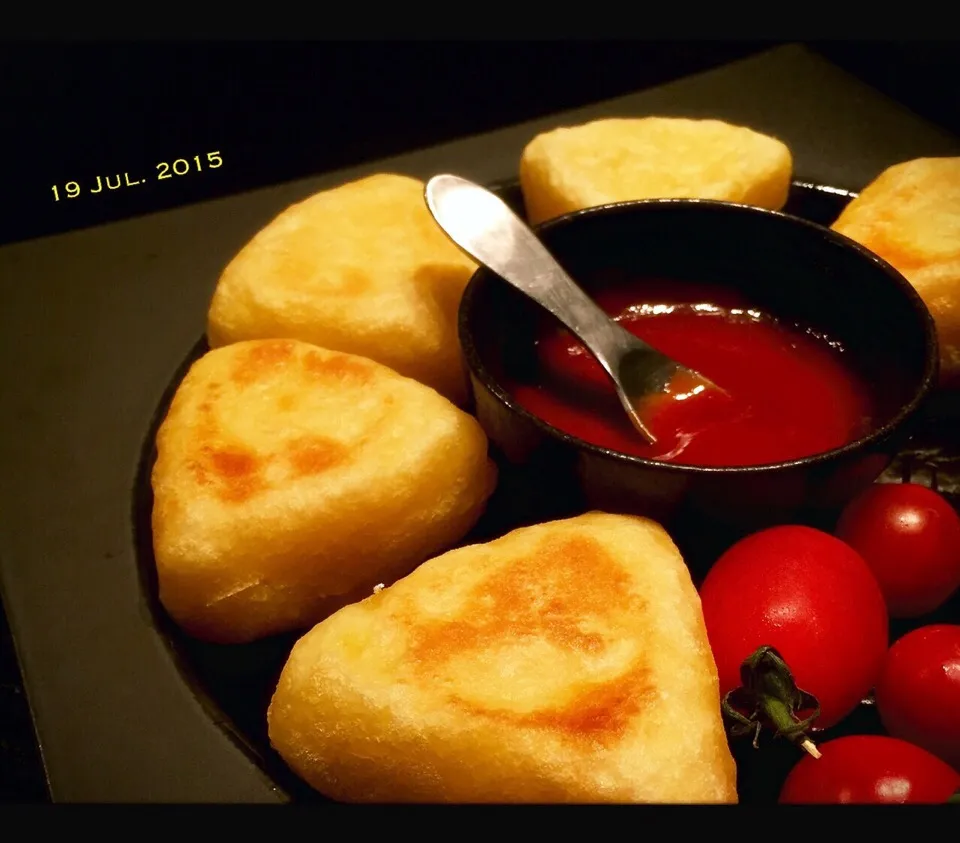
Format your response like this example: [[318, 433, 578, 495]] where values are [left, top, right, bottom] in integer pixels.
[[425, 174, 726, 445]]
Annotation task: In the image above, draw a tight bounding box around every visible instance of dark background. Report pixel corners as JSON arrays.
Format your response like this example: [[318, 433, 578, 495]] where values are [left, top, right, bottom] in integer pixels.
[[4, 41, 960, 249], [1, 40, 958, 803]]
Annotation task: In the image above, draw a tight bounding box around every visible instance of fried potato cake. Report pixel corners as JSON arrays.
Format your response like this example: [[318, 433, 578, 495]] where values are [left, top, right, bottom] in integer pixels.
[[206, 173, 478, 405], [267, 512, 737, 803], [519, 116, 793, 225], [151, 338, 497, 644], [831, 157, 960, 387]]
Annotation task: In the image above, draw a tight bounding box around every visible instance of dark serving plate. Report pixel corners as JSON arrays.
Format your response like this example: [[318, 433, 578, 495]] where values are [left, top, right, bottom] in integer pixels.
[[133, 178, 960, 804], [7, 44, 960, 804]]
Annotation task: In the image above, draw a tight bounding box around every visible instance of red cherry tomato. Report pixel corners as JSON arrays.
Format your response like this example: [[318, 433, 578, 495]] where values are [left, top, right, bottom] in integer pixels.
[[779, 735, 960, 803], [699, 525, 888, 750], [835, 482, 960, 618], [875, 624, 960, 771]]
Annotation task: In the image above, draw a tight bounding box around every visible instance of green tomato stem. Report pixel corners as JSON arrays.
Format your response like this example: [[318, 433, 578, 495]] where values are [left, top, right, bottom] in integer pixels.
[[758, 693, 821, 758], [721, 645, 823, 758]]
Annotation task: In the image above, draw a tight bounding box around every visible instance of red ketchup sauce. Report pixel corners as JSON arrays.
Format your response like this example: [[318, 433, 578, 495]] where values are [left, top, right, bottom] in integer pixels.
[[503, 279, 875, 467]]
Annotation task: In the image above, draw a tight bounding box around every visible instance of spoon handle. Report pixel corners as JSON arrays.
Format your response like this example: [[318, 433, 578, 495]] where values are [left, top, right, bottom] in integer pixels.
[[424, 174, 633, 370]]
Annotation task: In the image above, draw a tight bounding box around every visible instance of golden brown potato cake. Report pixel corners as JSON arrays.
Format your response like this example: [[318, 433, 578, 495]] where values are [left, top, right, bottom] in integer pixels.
[[519, 116, 793, 225], [267, 512, 737, 803], [206, 173, 477, 405], [151, 338, 497, 644], [831, 157, 960, 387]]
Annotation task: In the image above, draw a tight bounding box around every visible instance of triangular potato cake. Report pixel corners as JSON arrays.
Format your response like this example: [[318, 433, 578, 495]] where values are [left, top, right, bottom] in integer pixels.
[[206, 173, 478, 405], [831, 157, 960, 387], [267, 512, 737, 803], [151, 338, 497, 644], [520, 116, 793, 225]]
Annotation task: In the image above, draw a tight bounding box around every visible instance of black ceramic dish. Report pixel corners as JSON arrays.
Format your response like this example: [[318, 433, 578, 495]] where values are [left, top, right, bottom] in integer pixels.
[[133, 179, 959, 805], [459, 192, 940, 568]]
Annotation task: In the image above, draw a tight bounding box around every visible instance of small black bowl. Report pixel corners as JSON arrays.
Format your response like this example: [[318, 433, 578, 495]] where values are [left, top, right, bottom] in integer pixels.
[[458, 199, 939, 567]]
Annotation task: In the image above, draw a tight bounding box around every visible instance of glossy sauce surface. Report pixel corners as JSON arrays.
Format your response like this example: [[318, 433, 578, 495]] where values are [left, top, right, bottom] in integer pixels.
[[503, 279, 875, 467]]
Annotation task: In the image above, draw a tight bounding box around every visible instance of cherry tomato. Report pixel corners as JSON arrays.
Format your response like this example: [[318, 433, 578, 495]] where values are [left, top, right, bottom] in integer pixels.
[[835, 482, 960, 618], [875, 624, 960, 771], [779, 735, 960, 803], [699, 525, 888, 750]]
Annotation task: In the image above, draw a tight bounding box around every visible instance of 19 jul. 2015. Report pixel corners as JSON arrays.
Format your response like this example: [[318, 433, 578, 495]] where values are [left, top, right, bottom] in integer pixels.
[[51, 151, 222, 201]]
